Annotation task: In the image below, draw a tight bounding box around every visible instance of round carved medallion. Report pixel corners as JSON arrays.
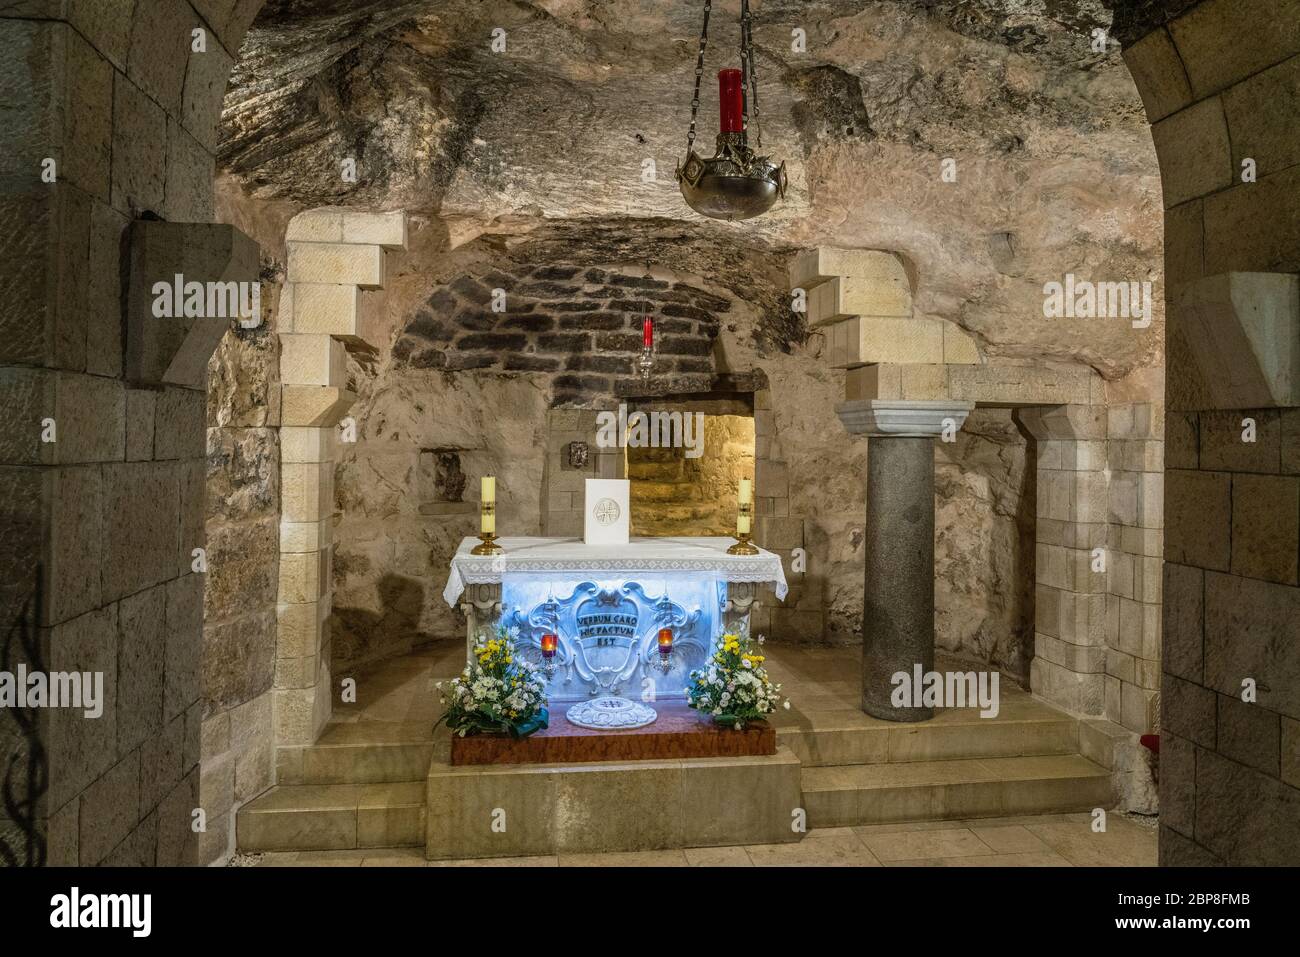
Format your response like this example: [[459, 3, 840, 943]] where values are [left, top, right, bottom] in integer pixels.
[[565, 696, 657, 730], [593, 497, 621, 526]]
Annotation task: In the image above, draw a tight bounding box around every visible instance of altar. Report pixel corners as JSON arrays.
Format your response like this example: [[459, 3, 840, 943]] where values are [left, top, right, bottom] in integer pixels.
[[442, 536, 788, 706]]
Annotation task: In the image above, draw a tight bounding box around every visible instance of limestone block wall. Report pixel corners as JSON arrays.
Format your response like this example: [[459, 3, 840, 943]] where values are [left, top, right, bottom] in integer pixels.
[[1122, 0, 1300, 863], [273, 208, 407, 756], [0, 0, 265, 865], [542, 409, 624, 537], [1021, 406, 1111, 716], [1019, 400, 1165, 809], [1103, 403, 1165, 735], [751, 388, 812, 640]]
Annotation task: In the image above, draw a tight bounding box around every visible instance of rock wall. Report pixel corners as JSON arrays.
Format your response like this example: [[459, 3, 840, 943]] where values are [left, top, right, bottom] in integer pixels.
[[935, 409, 1036, 681], [199, 176, 296, 863]]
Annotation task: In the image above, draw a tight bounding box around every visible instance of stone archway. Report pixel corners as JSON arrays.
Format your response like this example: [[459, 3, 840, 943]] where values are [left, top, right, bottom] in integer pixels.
[[1117, 1, 1300, 865]]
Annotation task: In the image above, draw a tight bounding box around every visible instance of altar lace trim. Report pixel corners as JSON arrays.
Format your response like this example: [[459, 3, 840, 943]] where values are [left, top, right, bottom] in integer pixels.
[[442, 537, 789, 606]]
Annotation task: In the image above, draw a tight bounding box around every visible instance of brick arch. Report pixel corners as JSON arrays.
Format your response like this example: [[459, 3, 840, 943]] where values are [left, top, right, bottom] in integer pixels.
[[1118, 0, 1300, 865]]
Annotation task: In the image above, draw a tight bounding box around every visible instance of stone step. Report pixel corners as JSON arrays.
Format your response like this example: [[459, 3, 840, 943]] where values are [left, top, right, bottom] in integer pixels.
[[630, 481, 700, 502], [427, 747, 804, 860], [776, 713, 1079, 768], [237, 781, 426, 852], [626, 461, 686, 480], [277, 721, 435, 785], [628, 446, 682, 462], [801, 754, 1113, 827]]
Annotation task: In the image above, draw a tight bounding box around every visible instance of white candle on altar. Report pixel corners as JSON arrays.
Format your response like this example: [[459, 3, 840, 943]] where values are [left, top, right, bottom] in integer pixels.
[[737, 478, 752, 535], [481, 476, 496, 535]]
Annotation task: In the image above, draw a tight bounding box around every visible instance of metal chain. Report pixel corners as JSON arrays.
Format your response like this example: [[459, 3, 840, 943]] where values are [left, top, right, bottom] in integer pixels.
[[744, 0, 762, 148], [739, 0, 750, 139], [685, 0, 711, 153]]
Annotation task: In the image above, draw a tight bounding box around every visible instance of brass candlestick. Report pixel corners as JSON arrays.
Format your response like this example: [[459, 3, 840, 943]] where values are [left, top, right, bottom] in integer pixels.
[[471, 501, 503, 555], [727, 501, 759, 555]]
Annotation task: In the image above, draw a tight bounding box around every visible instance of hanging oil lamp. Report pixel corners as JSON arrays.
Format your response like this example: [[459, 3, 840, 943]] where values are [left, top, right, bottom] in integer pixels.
[[676, 0, 787, 221]]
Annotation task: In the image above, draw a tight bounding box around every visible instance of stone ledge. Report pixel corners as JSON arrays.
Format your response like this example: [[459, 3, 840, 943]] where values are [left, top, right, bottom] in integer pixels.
[[286, 208, 407, 250], [1170, 271, 1300, 409], [788, 246, 911, 292], [124, 221, 260, 389], [836, 399, 973, 437], [285, 242, 385, 288]]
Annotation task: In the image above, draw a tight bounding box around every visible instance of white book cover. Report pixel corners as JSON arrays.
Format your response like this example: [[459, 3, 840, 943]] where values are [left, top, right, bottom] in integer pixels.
[[583, 478, 630, 546]]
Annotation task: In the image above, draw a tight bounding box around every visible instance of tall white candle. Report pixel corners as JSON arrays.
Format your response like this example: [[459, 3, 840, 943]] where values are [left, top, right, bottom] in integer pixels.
[[737, 478, 752, 535], [481, 476, 496, 535], [738, 478, 752, 504]]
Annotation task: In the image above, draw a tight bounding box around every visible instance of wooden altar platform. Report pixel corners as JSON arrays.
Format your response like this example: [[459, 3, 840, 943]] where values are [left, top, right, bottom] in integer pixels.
[[449, 700, 776, 765]]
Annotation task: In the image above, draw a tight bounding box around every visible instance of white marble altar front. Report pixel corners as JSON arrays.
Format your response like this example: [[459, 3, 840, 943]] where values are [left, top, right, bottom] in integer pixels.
[[443, 536, 788, 702]]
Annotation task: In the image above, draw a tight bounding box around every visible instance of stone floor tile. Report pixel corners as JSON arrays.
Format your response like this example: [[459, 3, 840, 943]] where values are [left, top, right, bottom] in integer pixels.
[[1024, 818, 1157, 866], [362, 849, 430, 866], [745, 828, 882, 866], [967, 824, 1054, 854], [684, 845, 753, 866], [436, 855, 559, 867], [282, 849, 365, 866], [558, 849, 689, 867], [887, 851, 1072, 867], [859, 827, 993, 861]]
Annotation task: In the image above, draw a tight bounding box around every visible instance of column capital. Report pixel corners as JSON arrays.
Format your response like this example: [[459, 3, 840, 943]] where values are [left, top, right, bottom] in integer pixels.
[[836, 399, 974, 437]]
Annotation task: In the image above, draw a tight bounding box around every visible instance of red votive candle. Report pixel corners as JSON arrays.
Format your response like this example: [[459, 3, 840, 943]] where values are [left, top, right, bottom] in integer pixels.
[[657, 628, 673, 656], [642, 316, 654, 348], [718, 68, 744, 133], [540, 633, 557, 659]]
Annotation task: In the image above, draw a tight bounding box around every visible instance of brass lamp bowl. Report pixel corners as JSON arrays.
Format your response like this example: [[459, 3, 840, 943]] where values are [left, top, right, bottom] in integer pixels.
[[676, 134, 787, 222]]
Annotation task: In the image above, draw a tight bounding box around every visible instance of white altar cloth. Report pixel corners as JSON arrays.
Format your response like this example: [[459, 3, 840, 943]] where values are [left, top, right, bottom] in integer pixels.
[[442, 536, 789, 607]]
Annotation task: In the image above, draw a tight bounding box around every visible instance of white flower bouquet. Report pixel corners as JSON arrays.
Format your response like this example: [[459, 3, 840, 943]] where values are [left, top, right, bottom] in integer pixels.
[[435, 626, 549, 738], [685, 631, 787, 730]]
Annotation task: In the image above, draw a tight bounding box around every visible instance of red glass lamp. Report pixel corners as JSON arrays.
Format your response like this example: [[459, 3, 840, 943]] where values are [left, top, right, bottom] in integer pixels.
[[675, 2, 786, 221]]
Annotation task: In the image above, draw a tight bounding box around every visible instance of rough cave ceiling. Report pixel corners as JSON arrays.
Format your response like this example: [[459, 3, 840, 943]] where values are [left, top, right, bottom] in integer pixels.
[[222, 0, 1136, 211], [219, 0, 1165, 378]]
